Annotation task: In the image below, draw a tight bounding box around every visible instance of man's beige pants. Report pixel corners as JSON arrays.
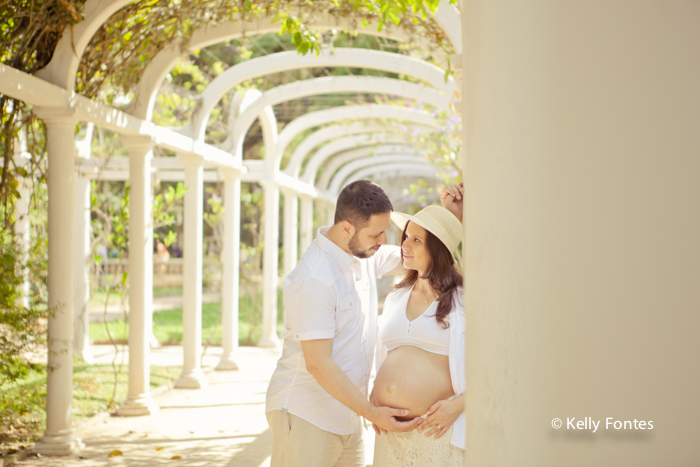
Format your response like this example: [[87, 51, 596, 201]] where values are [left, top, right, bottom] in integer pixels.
[[266, 410, 365, 467]]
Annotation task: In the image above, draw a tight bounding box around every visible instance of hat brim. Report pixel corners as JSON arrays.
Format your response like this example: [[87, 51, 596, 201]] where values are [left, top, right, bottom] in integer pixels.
[[390, 211, 457, 263]]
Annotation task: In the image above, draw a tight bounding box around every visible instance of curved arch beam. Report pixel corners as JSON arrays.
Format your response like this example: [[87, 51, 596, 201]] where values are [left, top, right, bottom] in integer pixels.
[[281, 105, 436, 175], [434, 0, 462, 54], [35, 0, 131, 89], [232, 76, 447, 167], [312, 144, 420, 188], [184, 48, 455, 139], [127, 15, 451, 121], [258, 106, 278, 164], [327, 156, 430, 196]]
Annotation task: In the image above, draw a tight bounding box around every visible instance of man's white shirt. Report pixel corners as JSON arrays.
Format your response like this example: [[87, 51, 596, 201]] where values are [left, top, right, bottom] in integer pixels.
[[265, 226, 402, 435]]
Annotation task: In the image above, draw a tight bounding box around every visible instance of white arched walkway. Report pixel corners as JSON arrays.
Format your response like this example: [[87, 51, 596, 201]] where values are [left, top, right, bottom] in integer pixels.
[[1, 0, 464, 456], [183, 48, 455, 141]]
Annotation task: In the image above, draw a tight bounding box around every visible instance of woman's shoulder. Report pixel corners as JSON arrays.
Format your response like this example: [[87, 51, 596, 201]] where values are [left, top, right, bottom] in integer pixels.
[[383, 286, 410, 309], [385, 286, 411, 302]]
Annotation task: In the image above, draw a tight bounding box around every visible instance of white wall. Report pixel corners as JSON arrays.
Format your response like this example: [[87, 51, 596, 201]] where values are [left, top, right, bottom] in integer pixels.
[[462, 2, 700, 465]]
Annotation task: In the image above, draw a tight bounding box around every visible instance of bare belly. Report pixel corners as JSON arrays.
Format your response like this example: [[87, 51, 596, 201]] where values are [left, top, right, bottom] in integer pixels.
[[372, 345, 454, 420]]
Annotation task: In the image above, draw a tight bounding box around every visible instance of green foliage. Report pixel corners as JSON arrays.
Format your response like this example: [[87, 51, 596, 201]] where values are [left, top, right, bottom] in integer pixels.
[[153, 182, 187, 247], [0, 221, 48, 448], [0, 0, 85, 72], [401, 109, 462, 183], [0, 230, 46, 385]]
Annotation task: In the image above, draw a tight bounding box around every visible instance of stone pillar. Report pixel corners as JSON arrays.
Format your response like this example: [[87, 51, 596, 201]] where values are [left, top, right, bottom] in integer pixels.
[[117, 135, 159, 415], [461, 2, 700, 465], [175, 154, 208, 388], [33, 108, 83, 455], [258, 181, 281, 348], [73, 174, 94, 363], [299, 195, 314, 256], [217, 168, 242, 371], [281, 188, 299, 279], [14, 156, 31, 310]]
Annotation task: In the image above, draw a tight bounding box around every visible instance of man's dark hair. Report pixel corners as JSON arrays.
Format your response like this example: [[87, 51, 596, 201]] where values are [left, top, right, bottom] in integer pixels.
[[334, 180, 393, 228]]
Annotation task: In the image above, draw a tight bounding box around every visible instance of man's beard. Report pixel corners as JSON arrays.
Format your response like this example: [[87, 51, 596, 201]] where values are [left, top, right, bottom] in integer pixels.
[[348, 232, 379, 259]]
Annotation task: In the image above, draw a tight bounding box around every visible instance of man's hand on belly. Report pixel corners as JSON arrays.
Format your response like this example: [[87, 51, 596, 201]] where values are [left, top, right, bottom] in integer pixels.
[[368, 405, 423, 433]]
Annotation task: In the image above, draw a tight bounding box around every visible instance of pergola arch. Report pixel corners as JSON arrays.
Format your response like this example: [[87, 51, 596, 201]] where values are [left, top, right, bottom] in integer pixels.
[[35, 0, 460, 94], [327, 156, 432, 196], [310, 144, 421, 188], [34, 0, 132, 89], [275, 105, 423, 157], [127, 12, 458, 121], [281, 105, 437, 175], [231, 75, 449, 167], [299, 131, 428, 185], [337, 162, 437, 198], [183, 48, 455, 140]]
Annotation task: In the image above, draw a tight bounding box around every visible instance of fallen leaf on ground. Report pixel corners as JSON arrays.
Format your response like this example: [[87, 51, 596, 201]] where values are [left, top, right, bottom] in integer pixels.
[[171, 455, 182, 460], [156, 447, 165, 451], [108, 450, 123, 457]]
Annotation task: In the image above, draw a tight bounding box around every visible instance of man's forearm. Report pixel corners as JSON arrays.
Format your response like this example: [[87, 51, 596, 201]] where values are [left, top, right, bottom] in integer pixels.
[[307, 356, 374, 421]]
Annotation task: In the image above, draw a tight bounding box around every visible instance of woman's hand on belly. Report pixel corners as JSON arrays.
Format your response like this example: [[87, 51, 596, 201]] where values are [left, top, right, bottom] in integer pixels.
[[415, 393, 465, 439], [373, 346, 454, 419]]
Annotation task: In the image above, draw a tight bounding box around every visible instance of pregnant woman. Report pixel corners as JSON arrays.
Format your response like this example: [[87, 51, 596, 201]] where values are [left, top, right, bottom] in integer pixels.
[[371, 205, 465, 467]]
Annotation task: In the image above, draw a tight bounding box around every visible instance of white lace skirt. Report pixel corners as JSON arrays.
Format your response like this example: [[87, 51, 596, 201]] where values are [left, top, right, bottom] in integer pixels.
[[373, 425, 464, 467]]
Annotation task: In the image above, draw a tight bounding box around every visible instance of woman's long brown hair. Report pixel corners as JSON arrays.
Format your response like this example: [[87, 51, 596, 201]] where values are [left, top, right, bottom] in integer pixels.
[[395, 221, 463, 328]]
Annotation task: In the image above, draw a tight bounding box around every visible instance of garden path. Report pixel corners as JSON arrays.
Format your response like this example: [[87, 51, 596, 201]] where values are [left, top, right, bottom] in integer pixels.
[[18, 345, 377, 467]]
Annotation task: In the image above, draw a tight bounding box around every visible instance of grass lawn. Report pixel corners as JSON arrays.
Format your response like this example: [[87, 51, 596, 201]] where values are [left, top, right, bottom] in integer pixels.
[[89, 290, 284, 346], [90, 287, 183, 308], [0, 361, 181, 449]]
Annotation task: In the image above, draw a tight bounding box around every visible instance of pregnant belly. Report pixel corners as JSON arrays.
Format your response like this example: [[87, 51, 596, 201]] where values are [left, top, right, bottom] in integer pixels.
[[372, 345, 454, 420]]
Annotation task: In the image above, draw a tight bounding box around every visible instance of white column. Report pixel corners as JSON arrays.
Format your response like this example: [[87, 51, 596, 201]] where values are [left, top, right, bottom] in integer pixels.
[[175, 154, 208, 388], [14, 175, 31, 309], [33, 108, 83, 455], [14, 128, 31, 309], [462, 2, 700, 465], [299, 195, 314, 256], [217, 168, 242, 371], [72, 175, 94, 363], [281, 188, 299, 279], [258, 181, 281, 348], [117, 136, 159, 416]]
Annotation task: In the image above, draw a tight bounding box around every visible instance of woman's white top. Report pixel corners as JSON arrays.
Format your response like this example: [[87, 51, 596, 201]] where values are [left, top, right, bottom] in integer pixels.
[[379, 284, 450, 356], [376, 285, 466, 450]]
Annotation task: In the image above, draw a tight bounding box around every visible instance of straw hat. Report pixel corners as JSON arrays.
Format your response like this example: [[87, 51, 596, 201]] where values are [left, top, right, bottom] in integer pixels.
[[390, 205, 462, 260]]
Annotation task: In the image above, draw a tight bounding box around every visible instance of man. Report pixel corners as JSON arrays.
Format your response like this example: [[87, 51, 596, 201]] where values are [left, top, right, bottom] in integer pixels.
[[266, 180, 465, 467], [265, 180, 417, 466]]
